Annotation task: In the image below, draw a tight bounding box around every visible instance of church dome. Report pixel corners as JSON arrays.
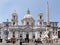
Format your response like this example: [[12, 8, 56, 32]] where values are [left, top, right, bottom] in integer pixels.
[[23, 9, 33, 19], [23, 14, 33, 19]]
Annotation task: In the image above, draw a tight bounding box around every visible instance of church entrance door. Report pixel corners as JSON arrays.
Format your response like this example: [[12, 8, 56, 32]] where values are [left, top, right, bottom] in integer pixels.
[[25, 33, 29, 42], [58, 31, 60, 38]]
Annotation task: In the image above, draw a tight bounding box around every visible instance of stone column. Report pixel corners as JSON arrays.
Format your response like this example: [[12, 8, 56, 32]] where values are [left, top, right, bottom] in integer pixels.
[[35, 32, 38, 39], [29, 32, 33, 39], [23, 32, 26, 39]]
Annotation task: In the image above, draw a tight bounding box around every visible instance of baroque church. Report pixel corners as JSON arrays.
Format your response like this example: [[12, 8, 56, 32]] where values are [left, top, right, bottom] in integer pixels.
[[0, 2, 59, 43]]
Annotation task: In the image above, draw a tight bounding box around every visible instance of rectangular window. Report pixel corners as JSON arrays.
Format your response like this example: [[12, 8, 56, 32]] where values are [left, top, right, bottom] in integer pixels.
[[0, 39, 2, 43], [53, 31, 54, 34], [13, 22, 15, 25], [56, 32, 57, 34]]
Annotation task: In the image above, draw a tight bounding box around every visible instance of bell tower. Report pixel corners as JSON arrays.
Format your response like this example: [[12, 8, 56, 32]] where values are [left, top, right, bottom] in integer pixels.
[[11, 10, 18, 26], [37, 11, 43, 27]]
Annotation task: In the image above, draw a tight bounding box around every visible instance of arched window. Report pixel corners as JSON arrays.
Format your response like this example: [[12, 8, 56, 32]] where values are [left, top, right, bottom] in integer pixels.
[[33, 34, 35, 38], [13, 16, 15, 19], [40, 22, 42, 24], [27, 22, 29, 25], [40, 16, 42, 19], [13, 22, 15, 25], [40, 32, 42, 34]]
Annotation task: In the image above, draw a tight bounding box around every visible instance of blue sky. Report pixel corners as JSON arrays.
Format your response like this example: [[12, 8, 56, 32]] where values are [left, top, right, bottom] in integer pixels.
[[0, 0, 60, 26]]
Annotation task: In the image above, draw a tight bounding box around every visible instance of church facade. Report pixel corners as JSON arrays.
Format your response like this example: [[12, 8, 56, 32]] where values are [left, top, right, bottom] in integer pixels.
[[0, 2, 59, 43]]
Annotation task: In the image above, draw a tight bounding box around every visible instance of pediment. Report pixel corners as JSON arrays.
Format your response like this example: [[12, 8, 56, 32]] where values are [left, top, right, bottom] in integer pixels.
[[23, 26, 33, 32]]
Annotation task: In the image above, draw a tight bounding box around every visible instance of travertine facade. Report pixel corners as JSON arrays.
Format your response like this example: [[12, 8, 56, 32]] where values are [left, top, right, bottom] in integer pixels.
[[0, 2, 59, 43]]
